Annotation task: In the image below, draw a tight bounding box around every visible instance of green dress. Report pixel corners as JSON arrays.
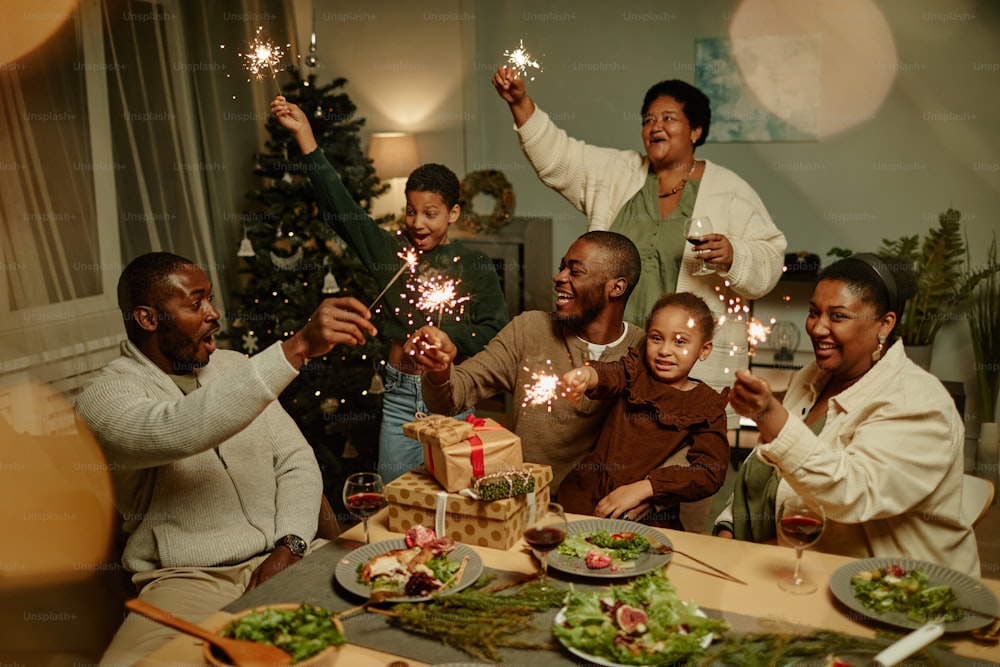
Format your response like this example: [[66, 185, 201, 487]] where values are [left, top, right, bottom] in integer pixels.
[[609, 167, 700, 328], [727, 413, 827, 542]]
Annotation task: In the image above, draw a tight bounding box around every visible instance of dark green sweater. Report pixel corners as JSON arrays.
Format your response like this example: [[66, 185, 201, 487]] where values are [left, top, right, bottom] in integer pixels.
[[303, 148, 509, 355]]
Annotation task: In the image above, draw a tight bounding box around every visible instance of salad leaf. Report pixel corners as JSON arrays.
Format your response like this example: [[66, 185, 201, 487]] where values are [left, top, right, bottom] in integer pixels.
[[850, 566, 963, 623], [554, 569, 728, 665], [557, 529, 652, 565], [221, 604, 346, 664]]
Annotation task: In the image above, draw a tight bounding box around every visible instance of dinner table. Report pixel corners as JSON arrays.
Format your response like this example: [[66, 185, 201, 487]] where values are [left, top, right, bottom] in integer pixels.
[[137, 508, 1000, 666]]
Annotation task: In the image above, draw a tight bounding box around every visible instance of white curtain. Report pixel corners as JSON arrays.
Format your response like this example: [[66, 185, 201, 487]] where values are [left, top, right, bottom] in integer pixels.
[[0, 0, 300, 430]]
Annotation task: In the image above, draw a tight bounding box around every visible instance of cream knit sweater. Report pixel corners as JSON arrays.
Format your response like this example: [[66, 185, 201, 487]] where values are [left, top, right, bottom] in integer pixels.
[[75, 340, 321, 572]]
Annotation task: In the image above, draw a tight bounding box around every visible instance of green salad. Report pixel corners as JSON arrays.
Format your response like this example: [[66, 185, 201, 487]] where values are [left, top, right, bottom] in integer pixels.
[[220, 603, 346, 664], [557, 529, 652, 569], [850, 564, 963, 623], [554, 569, 728, 666]]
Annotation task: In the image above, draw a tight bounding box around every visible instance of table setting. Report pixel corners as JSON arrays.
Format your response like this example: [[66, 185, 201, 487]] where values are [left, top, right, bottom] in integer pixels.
[[135, 414, 1000, 666], [136, 504, 1000, 667]]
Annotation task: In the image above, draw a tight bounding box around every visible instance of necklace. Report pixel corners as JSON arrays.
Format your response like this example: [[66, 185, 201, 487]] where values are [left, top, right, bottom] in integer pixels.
[[658, 161, 697, 198]]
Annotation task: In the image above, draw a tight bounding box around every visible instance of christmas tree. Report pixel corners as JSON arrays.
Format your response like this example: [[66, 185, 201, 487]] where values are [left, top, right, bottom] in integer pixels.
[[231, 68, 390, 515]]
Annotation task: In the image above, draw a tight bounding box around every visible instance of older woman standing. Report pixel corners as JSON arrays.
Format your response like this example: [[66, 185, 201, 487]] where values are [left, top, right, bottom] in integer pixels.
[[493, 69, 786, 420], [714, 254, 980, 578]]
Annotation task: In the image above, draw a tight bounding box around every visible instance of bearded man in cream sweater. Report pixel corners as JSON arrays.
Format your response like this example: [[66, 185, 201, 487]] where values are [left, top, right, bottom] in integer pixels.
[[76, 252, 377, 666]]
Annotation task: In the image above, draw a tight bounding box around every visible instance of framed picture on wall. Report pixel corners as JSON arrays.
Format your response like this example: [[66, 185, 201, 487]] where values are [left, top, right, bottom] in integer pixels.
[[694, 35, 821, 143]]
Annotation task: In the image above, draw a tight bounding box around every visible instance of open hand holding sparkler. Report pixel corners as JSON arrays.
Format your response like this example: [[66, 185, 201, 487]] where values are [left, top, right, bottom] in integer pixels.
[[402, 326, 456, 373], [560, 365, 597, 403]]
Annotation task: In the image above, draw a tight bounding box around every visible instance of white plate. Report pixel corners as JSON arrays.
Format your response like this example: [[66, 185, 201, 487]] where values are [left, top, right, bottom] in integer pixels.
[[546, 518, 673, 579], [334, 538, 483, 603], [553, 606, 712, 667], [829, 557, 999, 632]]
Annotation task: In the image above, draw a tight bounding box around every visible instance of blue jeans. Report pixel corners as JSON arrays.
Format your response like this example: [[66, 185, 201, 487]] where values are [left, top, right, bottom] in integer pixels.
[[377, 365, 471, 484]]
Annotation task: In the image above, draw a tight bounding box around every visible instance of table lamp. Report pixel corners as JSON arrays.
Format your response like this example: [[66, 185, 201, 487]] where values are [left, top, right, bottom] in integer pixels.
[[368, 133, 419, 220], [771, 319, 800, 363]]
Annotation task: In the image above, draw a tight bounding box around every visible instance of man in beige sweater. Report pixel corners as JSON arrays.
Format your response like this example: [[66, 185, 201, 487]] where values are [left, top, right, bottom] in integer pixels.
[[404, 231, 647, 495], [75, 252, 377, 665]]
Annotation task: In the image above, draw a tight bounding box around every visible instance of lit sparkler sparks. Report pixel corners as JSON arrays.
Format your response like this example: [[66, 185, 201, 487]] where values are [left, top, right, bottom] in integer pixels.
[[239, 26, 288, 95], [503, 39, 543, 81], [521, 361, 560, 412], [746, 318, 771, 355], [369, 248, 420, 311], [415, 275, 470, 327]]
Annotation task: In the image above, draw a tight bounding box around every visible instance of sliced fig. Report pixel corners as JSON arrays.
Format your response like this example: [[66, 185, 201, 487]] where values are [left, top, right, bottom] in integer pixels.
[[615, 604, 648, 635]]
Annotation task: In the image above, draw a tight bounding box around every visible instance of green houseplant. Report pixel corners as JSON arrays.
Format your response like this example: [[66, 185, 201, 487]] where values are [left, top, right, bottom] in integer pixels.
[[961, 233, 1000, 424], [828, 208, 966, 350]]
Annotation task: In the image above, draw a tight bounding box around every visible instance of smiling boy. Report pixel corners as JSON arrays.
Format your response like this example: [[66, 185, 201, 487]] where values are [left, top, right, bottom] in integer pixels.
[[271, 96, 508, 482]]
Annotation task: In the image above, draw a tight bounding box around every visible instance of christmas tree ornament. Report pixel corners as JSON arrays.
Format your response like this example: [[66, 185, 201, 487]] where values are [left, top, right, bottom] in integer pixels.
[[241, 332, 259, 354], [367, 371, 385, 395], [237, 229, 256, 258], [320, 397, 340, 414], [340, 439, 360, 459], [322, 270, 341, 294], [270, 246, 303, 269]]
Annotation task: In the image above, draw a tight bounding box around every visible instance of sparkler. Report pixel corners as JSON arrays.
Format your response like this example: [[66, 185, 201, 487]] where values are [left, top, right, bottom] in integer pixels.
[[503, 39, 543, 81], [746, 318, 771, 356], [414, 275, 470, 327], [521, 361, 560, 412], [239, 26, 288, 96], [368, 248, 420, 311]]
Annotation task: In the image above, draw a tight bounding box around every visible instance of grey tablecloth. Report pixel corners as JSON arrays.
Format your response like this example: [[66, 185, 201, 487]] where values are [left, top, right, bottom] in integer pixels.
[[224, 540, 993, 666]]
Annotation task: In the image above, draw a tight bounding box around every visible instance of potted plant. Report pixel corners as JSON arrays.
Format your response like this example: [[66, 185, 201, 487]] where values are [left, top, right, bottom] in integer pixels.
[[828, 208, 966, 368], [960, 233, 1000, 483]]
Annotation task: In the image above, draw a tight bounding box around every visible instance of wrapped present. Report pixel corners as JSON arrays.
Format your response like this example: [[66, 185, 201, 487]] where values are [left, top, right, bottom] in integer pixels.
[[402, 414, 474, 449], [472, 468, 536, 502], [385, 464, 553, 550], [405, 414, 522, 493]]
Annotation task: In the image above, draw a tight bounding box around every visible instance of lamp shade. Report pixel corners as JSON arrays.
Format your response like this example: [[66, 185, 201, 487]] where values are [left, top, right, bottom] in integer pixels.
[[367, 132, 419, 180]]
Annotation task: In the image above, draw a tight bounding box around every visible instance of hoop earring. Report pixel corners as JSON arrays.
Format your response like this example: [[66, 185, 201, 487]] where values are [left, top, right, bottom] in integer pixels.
[[871, 335, 887, 362]]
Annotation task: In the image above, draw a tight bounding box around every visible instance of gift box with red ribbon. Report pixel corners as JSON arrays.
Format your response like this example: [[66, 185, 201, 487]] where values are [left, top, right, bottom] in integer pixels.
[[385, 463, 553, 550], [403, 413, 523, 493]]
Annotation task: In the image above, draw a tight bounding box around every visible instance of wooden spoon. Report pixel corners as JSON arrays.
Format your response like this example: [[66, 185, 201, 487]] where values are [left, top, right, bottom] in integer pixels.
[[125, 598, 292, 666]]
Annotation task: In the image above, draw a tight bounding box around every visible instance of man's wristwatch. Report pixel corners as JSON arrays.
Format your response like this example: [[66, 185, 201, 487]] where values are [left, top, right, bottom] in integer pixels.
[[275, 534, 307, 557]]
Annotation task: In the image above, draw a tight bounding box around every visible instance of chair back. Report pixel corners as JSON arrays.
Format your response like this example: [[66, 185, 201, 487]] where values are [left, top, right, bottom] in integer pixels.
[[962, 474, 995, 528]]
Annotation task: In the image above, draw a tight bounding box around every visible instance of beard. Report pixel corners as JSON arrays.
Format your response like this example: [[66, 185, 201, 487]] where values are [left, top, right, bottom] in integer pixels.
[[553, 290, 606, 334], [158, 320, 210, 374]]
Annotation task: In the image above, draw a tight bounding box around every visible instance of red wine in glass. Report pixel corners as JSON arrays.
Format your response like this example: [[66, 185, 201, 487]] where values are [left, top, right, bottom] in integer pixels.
[[683, 216, 714, 275], [345, 492, 386, 519], [523, 502, 567, 587], [776, 496, 826, 594], [523, 526, 567, 553], [779, 515, 824, 548], [343, 472, 385, 544]]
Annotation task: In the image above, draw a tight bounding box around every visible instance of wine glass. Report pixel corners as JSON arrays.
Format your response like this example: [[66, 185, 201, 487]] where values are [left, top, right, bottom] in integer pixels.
[[522, 502, 568, 588], [776, 495, 826, 594], [343, 472, 386, 544], [684, 216, 715, 276]]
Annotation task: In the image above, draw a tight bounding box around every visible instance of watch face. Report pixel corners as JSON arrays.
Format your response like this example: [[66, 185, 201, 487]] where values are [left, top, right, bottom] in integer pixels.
[[281, 534, 307, 555]]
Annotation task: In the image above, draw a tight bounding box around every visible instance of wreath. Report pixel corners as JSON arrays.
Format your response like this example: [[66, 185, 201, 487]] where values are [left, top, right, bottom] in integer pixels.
[[458, 170, 515, 233]]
